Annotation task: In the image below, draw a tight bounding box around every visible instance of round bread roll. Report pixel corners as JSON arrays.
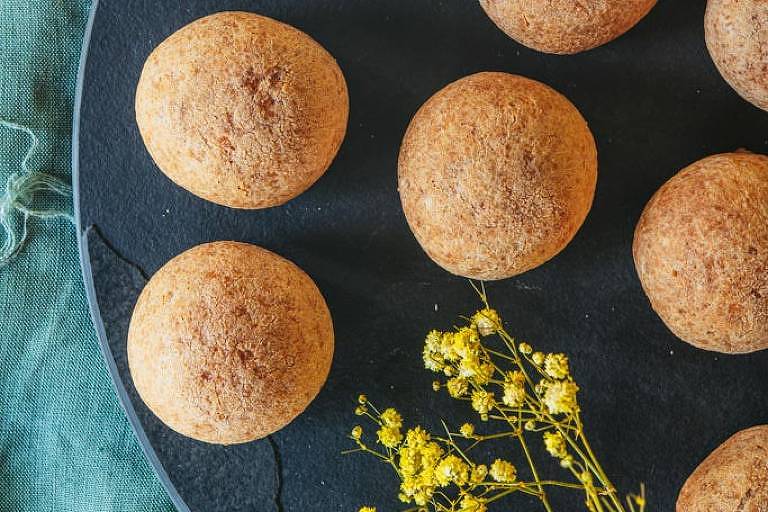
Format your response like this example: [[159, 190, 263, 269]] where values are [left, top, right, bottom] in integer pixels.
[[135, 12, 349, 209], [398, 72, 597, 280], [633, 152, 768, 354], [705, 0, 768, 112], [127, 241, 334, 444], [677, 425, 768, 512], [478, 0, 657, 54]]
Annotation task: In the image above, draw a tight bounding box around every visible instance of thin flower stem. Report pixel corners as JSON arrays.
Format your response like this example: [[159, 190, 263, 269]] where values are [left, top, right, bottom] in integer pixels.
[[568, 466, 606, 512], [483, 488, 516, 503], [578, 429, 624, 510], [484, 348, 518, 361], [516, 431, 554, 512], [476, 431, 519, 441], [536, 480, 588, 491], [474, 480, 586, 491]]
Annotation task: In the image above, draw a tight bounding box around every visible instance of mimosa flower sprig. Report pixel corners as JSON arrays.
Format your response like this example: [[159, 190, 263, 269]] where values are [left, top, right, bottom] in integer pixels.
[[346, 288, 646, 512]]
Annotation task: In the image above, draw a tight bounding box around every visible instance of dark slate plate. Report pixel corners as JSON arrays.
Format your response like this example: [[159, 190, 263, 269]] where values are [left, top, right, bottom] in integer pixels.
[[73, 1, 768, 511]]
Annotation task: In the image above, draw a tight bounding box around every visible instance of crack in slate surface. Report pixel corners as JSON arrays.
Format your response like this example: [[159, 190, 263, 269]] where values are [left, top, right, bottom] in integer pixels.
[[267, 436, 285, 512], [86, 224, 149, 280]]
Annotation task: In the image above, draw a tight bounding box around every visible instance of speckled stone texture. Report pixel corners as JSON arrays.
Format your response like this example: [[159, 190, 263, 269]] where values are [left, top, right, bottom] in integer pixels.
[[705, 0, 768, 112], [677, 425, 768, 512], [127, 241, 334, 445], [135, 11, 349, 209], [633, 152, 768, 354], [479, 0, 657, 54], [398, 72, 597, 281]]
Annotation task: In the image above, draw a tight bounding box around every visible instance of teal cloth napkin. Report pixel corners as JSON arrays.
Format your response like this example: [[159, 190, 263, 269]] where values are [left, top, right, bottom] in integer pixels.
[[0, 1, 174, 510]]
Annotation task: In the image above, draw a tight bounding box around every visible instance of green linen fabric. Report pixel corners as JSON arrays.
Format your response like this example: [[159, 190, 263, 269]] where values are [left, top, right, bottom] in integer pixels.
[[0, 1, 174, 510]]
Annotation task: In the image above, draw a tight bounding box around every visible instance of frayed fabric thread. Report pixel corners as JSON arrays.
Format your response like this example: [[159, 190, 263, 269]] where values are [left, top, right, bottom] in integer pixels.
[[0, 120, 74, 268]]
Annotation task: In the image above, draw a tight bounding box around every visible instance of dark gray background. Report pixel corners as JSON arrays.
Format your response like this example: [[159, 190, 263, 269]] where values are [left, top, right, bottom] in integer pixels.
[[76, 0, 768, 511]]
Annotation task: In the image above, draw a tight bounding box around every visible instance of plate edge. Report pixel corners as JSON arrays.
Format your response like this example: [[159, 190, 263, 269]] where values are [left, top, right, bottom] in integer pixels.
[[71, 2, 190, 511]]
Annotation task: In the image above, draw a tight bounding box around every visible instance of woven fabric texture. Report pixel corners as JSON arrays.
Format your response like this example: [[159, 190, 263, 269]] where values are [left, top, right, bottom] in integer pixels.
[[0, 1, 174, 510]]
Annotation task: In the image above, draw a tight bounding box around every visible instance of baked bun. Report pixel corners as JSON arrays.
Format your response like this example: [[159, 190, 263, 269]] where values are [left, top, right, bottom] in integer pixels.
[[677, 425, 768, 512], [634, 152, 768, 353], [478, 0, 657, 54], [398, 72, 597, 280], [135, 11, 349, 208], [127, 241, 334, 444], [705, 0, 768, 112]]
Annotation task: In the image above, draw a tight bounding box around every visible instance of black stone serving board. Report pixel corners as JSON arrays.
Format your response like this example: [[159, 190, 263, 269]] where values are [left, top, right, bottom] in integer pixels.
[[74, 1, 768, 511]]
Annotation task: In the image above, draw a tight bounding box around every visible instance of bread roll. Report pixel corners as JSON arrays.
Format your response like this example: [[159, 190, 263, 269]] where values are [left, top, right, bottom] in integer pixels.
[[128, 241, 334, 444], [634, 152, 768, 353], [398, 72, 597, 280], [136, 12, 349, 208]]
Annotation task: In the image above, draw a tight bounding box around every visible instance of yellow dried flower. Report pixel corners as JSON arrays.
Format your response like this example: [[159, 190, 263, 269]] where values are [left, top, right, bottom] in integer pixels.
[[502, 370, 526, 407], [423, 344, 445, 372], [459, 494, 487, 512], [358, 507, 376, 512], [435, 455, 469, 487], [405, 426, 430, 447], [453, 326, 480, 359], [381, 408, 403, 428], [401, 475, 436, 505], [358, 394, 368, 404], [470, 464, 488, 483], [542, 380, 579, 415], [502, 383, 524, 407], [544, 353, 570, 379], [457, 352, 479, 377], [401, 476, 422, 500], [420, 442, 444, 468], [425, 330, 442, 350], [459, 353, 494, 384], [399, 447, 419, 477], [423, 330, 448, 372], [472, 308, 501, 336], [377, 425, 403, 448], [397, 434, 444, 505], [489, 459, 517, 483], [348, 302, 645, 512], [446, 377, 469, 398], [471, 390, 495, 415], [439, 332, 460, 361], [543, 431, 568, 459], [414, 489, 431, 506]]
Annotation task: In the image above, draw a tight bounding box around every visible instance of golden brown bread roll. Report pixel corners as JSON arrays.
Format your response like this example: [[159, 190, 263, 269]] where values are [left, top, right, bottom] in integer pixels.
[[398, 72, 597, 280], [478, 0, 657, 54], [705, 0, 768, 112], [127, 241, 334, 444], [677, 425, 768, 512], [135, 11, 349, 209], [633, 152, 768, 354]]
